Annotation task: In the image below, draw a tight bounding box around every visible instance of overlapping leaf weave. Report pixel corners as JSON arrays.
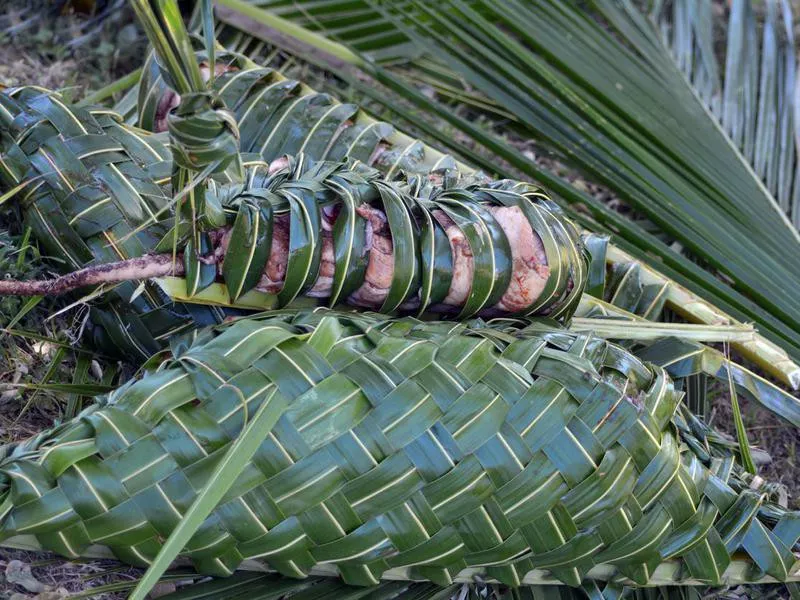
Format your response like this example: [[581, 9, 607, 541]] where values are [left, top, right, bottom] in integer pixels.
[[136, 49, 464, 178], [0, 86, 586, 356], [148, 570, 708, 600], [209, 157, 586, 318], [0, 86, 234, 358], [201, 0, 800, 367], [128, 45, 800, 391], [0, 56, 467, 359], [0, 310, 797, 587]]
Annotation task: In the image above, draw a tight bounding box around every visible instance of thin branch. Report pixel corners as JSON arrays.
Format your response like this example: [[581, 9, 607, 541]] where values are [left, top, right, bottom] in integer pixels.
[[0, 254, 185, 296]]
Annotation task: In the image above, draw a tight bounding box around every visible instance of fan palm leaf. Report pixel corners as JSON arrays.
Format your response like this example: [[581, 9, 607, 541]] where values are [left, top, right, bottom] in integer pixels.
[[654, 0, 797, 220]]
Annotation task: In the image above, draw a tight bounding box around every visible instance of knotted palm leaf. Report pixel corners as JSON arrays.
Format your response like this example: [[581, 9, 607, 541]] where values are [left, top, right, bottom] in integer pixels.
[[1, 310, 797, 588]]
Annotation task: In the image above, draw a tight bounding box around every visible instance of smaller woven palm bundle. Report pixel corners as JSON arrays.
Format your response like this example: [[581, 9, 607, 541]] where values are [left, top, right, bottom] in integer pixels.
[[0, 86, 234, 358], [204, 157, 586, 320], [136, 48, 462, 177], [0, 84, 586, 354], [1, 310, 797, 589]]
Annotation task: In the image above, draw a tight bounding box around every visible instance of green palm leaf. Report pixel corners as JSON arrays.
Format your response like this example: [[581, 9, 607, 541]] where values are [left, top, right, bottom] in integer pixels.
[[0, 86, 227, 360], [5, 3, 800, 407], [0, 84, 584, 349], [150, 570, 721, 600], [655, 0, 798, 221]]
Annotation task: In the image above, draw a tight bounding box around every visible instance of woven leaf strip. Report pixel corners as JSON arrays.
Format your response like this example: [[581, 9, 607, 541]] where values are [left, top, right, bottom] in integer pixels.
[[0, 87, 228, 359], [0, 85, 583, 356]]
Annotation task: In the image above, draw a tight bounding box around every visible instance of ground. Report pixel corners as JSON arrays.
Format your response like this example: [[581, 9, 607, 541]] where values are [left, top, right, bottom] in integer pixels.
[[0, 1, 798, 598]]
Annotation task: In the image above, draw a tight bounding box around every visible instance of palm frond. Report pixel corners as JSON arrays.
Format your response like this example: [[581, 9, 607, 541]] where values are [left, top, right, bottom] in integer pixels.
[[0, 83, 587, 356], [193, 0, 423, 64], [0, 86, 233, 361], [152, 570, 749, 600], [655, 0, 798, 221], [575, 242, 800, 427]]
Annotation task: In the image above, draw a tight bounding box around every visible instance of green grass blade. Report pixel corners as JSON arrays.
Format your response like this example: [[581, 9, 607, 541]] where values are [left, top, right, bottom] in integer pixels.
[[725, 342, 757, 474], [6, 296, 43, 330], [128, 384, 289, 600]]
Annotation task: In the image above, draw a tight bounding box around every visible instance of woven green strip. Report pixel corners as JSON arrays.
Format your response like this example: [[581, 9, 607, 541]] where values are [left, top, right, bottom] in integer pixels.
[[207, 156, 587, 318], [0, 310, 796, 587], [136, 48, 461, 179]]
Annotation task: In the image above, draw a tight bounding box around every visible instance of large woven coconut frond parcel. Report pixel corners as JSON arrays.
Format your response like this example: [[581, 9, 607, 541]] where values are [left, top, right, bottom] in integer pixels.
[[0, 310, 797, 588]]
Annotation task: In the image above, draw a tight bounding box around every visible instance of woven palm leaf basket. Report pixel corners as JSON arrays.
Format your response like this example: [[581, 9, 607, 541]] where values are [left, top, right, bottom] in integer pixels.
[[0, 309, 797, 590]]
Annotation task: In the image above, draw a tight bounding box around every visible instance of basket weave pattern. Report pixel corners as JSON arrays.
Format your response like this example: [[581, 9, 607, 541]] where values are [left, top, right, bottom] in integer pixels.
[[138, 50, 455, 177], [0, 87, 231, 358], [1, 311, 796, 587]]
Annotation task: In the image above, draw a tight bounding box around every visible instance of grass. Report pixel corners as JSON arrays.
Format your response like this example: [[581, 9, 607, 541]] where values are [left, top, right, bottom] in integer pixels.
[[0, 0, 145, 102]]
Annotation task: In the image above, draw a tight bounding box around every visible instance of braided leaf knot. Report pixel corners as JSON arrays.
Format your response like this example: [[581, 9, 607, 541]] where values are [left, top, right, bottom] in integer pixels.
[[168, 91, 241, 175]]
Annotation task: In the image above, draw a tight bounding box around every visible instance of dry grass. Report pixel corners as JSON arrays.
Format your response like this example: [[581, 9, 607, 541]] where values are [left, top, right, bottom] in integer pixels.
[[0, 549, 147, 599]]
